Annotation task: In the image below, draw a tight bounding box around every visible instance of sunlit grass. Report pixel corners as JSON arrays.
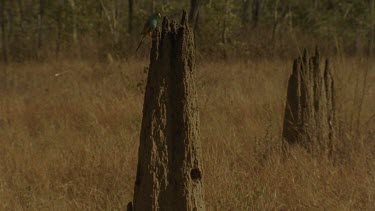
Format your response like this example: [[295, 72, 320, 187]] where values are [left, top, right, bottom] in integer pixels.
[[0, 57, 374, 210]]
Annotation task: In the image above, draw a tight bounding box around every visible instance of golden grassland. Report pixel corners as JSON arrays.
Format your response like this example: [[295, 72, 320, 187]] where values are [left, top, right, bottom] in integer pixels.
[[0, 57, 374, 210]]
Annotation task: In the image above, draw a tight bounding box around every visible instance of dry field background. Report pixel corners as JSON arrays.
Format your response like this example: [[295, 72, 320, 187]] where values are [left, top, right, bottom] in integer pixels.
[[0, 57, 374, 210]]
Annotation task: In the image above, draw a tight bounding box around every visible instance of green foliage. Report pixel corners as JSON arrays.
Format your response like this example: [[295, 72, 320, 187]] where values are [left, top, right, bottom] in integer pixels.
[[0, 0, 374, 61]]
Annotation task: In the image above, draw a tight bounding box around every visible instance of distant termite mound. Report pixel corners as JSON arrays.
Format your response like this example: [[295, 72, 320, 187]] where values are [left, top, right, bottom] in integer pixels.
[[282, 48, 336, 156], [129, 11, 205, 211]]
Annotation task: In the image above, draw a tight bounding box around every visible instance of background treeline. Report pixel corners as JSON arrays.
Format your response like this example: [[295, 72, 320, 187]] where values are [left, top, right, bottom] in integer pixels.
[[0, 0, 374, 62]]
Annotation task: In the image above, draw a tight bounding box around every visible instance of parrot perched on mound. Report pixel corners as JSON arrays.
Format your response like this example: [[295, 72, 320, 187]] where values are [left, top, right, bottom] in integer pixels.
[[135, 12, 161, 53]]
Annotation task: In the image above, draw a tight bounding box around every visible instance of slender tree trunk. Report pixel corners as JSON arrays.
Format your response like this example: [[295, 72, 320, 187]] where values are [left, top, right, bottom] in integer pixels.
[[222, 1, 228, 45], [252, 0, 260, 29], [16, 0, 26, 42], [115, 0, 122, 20], [55, 0, 64, 57], [161, 0, 168, 11], [271, 0, 288, 48], [367, 0, 374, 57], [271, 0, 279, 43], [67, 0, 78, 46], [313, 0, 319, 10], [99, 0, 119, 50], [189, 0, 200, 53], [128, 0, 134, 34], [0, 0, 7, 63], [117, 0, 126, 30], [189, 0, 199, 30], [17, 0, 23, 21], [151, 0, 155, 13], [7, 1, 15, 48], [221, 0, 230, 58], [38, 0, 45, 51], [241, 0, 250, 25], [111, 0, 119, 45]]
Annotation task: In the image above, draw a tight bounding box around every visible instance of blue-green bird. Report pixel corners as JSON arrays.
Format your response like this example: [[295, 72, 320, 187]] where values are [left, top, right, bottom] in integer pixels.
[[136, 12, 161, 53]]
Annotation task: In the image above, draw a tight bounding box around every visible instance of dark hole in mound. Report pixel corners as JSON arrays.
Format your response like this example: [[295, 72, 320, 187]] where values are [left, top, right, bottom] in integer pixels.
[[127, 202, 133, 211], [190, 168, 202, 181]]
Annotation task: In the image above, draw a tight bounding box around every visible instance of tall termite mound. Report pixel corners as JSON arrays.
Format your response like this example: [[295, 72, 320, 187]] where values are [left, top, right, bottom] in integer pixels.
[[282, 48, 336, 156], [129, 11, 205, 211]]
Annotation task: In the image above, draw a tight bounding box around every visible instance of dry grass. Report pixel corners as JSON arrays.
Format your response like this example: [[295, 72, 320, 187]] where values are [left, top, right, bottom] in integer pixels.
[[0, 57, 374, 210]]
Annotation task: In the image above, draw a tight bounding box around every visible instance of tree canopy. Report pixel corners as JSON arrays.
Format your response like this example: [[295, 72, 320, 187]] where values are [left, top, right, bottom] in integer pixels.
[[0, 0, 374, 61]]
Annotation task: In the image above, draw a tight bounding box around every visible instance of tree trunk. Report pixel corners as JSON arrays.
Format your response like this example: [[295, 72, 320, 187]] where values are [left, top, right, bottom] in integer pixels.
[[271, 0, 279, 46], [150, 0, 155, 13], [0, 0, 7, 63], [367, 0, 374, 57], [131, 12, 206, 211], [252, 0, 260, 29], [221, 0, 230, 58], [271, 0, 289, 49], [55, 0, 64, 56], [38, 0, 45, 51], [67, 0, 78, 46], [128, 0, 134, 34], [241, 0, 250, 25], [7, 1, 14, 44], [189, 0, 199, 30], [16, 0, 26, 43], [17, 0, 23, 22]]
